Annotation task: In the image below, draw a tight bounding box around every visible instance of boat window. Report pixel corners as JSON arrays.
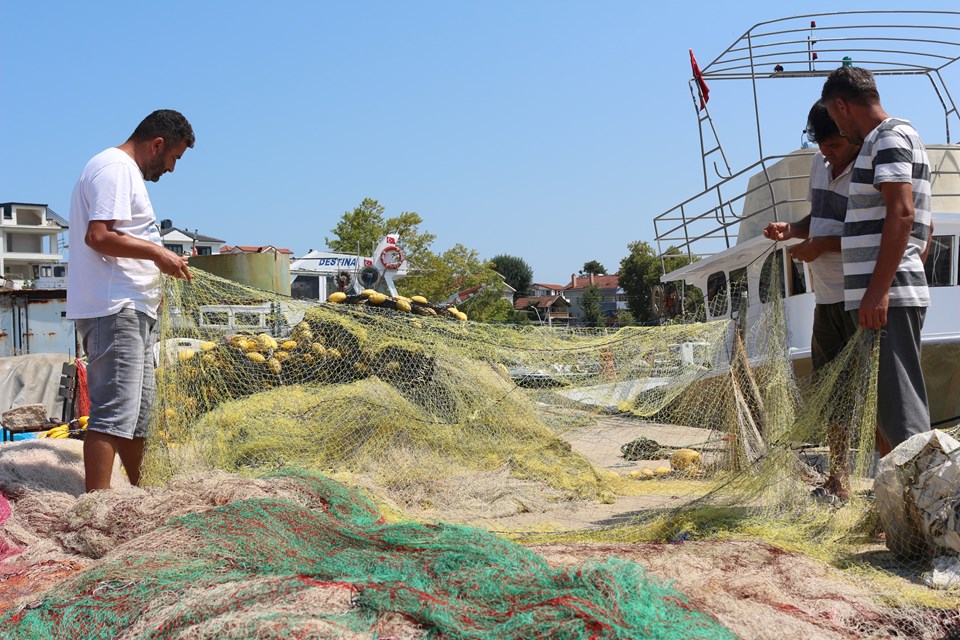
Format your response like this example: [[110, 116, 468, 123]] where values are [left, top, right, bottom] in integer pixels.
[[291, 275, 321, 299], [730, 267, 748, 333], [759, 249, 785, 303], [706, 271, 728, 317], [787, 256, 807, 296], [923, 235, 953, 287]]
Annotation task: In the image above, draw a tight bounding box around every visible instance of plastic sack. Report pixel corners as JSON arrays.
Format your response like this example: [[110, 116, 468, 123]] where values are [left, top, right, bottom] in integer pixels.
[[874, 429, 960, 559]]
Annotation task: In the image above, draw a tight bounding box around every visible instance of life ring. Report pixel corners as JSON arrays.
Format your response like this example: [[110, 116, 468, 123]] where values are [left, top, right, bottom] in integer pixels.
[[380, 245, 404, 270]]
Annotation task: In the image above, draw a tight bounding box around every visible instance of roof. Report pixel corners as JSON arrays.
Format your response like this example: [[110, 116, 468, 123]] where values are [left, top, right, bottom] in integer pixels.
[[449, 279, 517, 304], [160, 226, 224, 243], [0, 202, 68, 228], [534, 282, 566, 291], [515, 295, 571, 310], [45, 207, 68, 227], [220, 245, 294, 255], [565, 274, 620, 291]]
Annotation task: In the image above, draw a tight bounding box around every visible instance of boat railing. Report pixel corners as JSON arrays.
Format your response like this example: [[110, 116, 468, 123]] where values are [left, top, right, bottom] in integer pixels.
[[653, 152, 811, 263], [654, 148, 960, 269]]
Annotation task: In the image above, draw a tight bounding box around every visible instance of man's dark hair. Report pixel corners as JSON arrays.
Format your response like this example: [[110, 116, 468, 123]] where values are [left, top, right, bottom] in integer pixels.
[[820, 66, 880, 107], [129, 109, 195, 148], [806, 101, 841, 144]]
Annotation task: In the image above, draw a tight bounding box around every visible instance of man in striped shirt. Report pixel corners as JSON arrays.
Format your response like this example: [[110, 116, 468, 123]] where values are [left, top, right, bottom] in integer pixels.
[[821, 66, 931, 455], [764, 102, 861, 498]]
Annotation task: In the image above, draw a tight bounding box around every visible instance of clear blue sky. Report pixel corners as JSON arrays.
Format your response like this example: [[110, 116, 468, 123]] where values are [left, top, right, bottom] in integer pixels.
[[3, 1, 958, 285]]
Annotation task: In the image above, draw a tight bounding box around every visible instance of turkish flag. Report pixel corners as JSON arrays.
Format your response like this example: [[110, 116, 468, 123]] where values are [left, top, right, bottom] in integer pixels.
[[690, 49, 710, 111]]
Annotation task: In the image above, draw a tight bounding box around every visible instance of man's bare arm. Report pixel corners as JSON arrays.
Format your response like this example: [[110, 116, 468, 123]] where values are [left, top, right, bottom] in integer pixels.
[[789, 235, 841, 262], [86, 220, 192, 280]]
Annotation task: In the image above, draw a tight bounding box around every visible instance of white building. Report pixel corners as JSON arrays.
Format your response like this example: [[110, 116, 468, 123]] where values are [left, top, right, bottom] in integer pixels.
[[159, 219, 225, 256], [0, 202, 67, 288]]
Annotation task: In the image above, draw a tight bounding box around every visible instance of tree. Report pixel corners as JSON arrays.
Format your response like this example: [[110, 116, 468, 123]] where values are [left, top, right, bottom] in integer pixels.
[[326, 198, 437, 270], [579, 284, 604, 327], [618, 241, 695, 324], [460, 288, 516, 323], [326, 198, 387, 255], [400, 243, 501, 304], [614, 309, 636, 326], [490, 254, 533, 299], [582, 260, 607, 275], [385, 210, 436, 270]]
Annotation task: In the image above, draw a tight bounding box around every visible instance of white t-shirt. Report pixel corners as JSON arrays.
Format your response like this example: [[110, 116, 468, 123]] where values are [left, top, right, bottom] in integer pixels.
[[806, 152, 851, 305], [66, 147, 163, 320]]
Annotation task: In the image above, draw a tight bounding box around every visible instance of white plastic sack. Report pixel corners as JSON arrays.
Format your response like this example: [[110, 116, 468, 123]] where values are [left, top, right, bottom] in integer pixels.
[[874, 429, 960, 559], [921, 555, 960, 590]]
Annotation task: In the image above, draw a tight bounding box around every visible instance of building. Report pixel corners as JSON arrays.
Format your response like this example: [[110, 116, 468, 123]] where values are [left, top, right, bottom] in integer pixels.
[[220, 244, 294, 256], [447, 279, 516, 307], [513, 294, 572, 326], [562, 273, 628, 326], [0, 202, 67, 288], [530, 282, 567, 297], [159, 219, 225, 256]]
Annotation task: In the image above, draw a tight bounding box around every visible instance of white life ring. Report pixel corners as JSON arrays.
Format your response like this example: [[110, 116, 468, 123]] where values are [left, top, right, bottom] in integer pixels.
[[380, 245, 404, 270]]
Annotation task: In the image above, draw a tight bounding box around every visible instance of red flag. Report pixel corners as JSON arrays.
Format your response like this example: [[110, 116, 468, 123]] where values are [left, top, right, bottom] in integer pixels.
[[690, 49, 710, 110], [191, 244, 198, 256]]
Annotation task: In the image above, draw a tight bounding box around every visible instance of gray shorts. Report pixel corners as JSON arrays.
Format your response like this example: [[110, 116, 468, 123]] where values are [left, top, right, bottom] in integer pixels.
[[812, 302, 858, 372], [76, 308, 158, 440], [852, 306, 930, 447]]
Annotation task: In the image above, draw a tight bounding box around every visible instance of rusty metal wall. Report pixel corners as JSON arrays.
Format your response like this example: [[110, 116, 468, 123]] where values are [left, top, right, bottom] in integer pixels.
[[0, 290, 76, 358]]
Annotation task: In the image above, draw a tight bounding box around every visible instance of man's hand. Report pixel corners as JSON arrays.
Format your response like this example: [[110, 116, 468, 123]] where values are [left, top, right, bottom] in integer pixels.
[[858, 288, 889, 329], [155, 250, 193, 281], [763, 222, 792, 241], [788, 238, 824, 262]]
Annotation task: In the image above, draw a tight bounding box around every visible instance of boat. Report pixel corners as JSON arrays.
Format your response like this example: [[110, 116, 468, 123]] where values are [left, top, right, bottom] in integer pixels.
[[653, 11, 960, 428]]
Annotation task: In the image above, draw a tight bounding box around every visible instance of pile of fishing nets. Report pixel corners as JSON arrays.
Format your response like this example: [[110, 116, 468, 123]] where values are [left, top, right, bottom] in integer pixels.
[[6, 263, 957, 637], [0, 447, 733, 639]]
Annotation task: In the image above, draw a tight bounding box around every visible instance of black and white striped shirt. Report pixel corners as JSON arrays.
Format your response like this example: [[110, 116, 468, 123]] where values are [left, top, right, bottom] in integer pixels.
[[842, 118, 931, 310], [807, 152, 850, 305]]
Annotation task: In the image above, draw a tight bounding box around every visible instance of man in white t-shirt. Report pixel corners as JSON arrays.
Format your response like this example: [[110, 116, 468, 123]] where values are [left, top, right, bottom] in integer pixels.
[[67, 109, 195, 492], [764, 102, 861, 499]]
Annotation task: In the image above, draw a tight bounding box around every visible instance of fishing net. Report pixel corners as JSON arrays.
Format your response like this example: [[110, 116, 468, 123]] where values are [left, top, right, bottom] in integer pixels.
[[145, 270, 740, 522], [3, 264, 959, 638], [0, 468, 733, 639]]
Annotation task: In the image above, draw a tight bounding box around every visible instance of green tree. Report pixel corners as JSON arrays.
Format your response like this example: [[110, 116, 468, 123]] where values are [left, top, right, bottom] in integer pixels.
[[326, 198, 437, 270], [618, 241, 695, 324], [490, 254, 533, 299], [400, 243, 500, 304], [461, 289, 516, 323], [614, 309, 636, 326], [326, 198, 386, 255], [582, 260, 607, 275], [385, 210, 436, 270], [579, 284, 604, 327]]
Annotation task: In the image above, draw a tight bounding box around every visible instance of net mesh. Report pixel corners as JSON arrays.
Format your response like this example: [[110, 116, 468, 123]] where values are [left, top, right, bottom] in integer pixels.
[[3, 266, 959, 638], [1, 470, 733, 639]]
